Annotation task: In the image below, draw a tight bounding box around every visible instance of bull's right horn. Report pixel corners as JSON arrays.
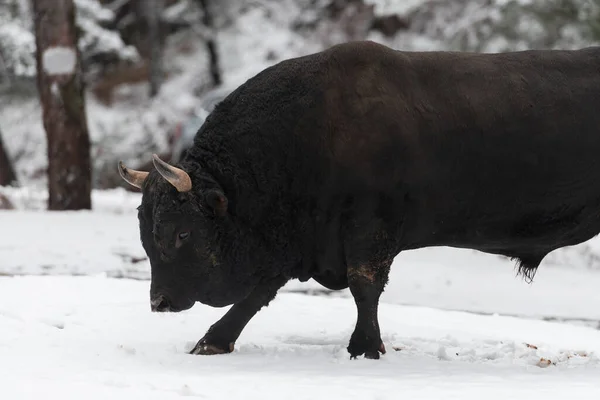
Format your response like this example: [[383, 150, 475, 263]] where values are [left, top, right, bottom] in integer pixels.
[[118, 161, 149, 189], [152, 154, 192, 193]]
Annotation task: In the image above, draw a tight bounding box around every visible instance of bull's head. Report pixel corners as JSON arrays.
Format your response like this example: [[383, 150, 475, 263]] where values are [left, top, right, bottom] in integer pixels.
[[119, 154, 253, 313]]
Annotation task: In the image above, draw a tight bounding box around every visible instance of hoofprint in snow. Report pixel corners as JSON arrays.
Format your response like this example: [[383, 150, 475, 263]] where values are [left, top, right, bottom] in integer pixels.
[[0, 275, 599, 400]]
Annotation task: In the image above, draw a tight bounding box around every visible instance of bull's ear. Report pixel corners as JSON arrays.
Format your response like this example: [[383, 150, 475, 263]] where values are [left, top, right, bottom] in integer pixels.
[[206, 190, 228, 216]]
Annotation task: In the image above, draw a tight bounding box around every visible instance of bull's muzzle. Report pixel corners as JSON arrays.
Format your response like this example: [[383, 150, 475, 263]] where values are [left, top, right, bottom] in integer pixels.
[[150, 294, 172, 312]]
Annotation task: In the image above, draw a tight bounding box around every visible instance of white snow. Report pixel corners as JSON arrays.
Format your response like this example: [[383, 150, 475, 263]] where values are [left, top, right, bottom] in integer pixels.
[[1, 189, 600, 398], [74, 0, 115, 23], [366, 0, 428, 16], [0, 276, 599, 399], [3, 2, 600, 396], [42, 46, 77, 75]]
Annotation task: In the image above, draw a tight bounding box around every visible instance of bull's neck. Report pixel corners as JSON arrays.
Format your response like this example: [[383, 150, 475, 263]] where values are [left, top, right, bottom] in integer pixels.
[[183, 142, 303, 277], [183, 142, 265, 225]]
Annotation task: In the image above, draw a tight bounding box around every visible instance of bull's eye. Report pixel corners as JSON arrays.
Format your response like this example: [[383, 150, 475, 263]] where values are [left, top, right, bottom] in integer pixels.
[[178, 232, 190, 241]]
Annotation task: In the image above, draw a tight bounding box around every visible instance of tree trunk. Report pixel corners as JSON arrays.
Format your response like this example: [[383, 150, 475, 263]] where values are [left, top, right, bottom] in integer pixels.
[[33, 0, 92, 210], [0, 128, 17, 186], [198, 0, 222, 87], [142, 0, 164, 97]]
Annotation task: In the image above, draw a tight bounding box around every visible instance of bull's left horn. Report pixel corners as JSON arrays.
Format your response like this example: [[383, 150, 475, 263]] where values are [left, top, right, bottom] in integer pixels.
[[118, 161, 149, 189], [152, 154, 192, 192]]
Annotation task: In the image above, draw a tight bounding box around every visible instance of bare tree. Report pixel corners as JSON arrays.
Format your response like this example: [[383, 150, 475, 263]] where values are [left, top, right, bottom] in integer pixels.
[[144, 0, 165, 97], [33, 0, 92, 210], [197, 0, 222, 87], [0, 127, 17, 186]]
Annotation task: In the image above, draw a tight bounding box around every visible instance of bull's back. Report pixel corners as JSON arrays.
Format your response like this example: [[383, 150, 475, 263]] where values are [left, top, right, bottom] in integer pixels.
[[321, 42, 600, 254], [417, 48, 600, 247]]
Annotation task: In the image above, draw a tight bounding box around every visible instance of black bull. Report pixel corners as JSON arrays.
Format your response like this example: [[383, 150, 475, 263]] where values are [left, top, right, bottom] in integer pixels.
[[119, 41, 600, 359]]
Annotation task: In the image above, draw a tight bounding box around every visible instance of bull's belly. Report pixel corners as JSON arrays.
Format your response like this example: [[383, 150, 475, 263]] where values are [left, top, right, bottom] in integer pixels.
[[429, 207, 600, 258]]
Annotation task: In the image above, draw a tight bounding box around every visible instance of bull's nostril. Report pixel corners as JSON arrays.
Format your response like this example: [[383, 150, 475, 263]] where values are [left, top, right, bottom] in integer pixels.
[[150, 295, 171, 312]]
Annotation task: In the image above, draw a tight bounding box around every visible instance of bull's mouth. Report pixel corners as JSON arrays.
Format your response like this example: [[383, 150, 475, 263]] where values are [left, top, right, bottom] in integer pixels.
[[150, 295, 195, 313], [159, 304, 194, 313]]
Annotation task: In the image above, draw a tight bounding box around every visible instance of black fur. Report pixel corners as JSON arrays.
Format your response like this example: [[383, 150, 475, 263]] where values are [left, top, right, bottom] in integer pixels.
[[132, 41, 600, 359]]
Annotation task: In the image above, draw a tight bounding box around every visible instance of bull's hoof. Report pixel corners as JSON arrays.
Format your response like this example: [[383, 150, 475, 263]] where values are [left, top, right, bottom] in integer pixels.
[[189, 339, 234, 355], [347, 335, 386, 360], [363, 342, 386, 359]]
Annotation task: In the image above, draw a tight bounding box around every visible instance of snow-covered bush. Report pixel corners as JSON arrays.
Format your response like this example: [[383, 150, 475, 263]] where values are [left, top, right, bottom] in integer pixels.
[[399, 0, 600, 52], [75, 0, 139, 76], [0, 0, 36, 80]]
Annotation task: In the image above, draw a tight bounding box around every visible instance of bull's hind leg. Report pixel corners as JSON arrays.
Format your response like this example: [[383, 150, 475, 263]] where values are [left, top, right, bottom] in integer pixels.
[[346, 259, 391, 359], [190, 276, 288, 355]]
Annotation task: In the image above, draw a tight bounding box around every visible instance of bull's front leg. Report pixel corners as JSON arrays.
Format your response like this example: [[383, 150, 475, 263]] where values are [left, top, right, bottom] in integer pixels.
[[190, 276, 288, 355], [346, 260, 391, 359]]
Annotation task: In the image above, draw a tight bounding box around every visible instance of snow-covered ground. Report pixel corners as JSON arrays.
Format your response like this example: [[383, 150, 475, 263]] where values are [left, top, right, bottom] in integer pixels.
[[2, 189, 600, 398], [3, 1, 600, 397], [1, 276, 599, 399]]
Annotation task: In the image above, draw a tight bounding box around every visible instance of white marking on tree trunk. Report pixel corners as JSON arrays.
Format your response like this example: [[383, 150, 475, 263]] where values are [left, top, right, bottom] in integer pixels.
[[50, 82, 62, 102], [42, 46, 76, 76]]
